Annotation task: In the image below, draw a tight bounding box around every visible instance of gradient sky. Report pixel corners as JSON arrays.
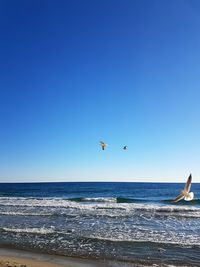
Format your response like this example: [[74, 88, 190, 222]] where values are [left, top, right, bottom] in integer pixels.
[[0, 0, 200, 183]]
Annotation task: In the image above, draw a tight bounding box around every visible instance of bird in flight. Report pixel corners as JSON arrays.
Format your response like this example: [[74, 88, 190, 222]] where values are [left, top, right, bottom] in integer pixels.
[[100, 141, 107, 150], [123, 145, 128, 150], [172, 174, 194, 203]]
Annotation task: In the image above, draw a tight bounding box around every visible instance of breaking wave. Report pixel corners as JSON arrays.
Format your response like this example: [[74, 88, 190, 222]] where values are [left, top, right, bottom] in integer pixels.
[[0, 196, 200, 212], [70, 197, 117, 203]]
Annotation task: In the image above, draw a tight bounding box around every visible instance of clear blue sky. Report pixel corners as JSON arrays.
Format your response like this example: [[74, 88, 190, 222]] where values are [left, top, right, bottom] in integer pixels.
[[0, 0, 200, 182]]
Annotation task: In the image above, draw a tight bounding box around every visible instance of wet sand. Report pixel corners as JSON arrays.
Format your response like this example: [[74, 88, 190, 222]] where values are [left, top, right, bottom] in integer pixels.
[[0, 256, 66, 267], [0, 248, 104, 267]]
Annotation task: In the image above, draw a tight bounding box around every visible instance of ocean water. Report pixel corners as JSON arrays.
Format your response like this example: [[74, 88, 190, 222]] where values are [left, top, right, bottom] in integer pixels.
[[0, 182, 200, 266]]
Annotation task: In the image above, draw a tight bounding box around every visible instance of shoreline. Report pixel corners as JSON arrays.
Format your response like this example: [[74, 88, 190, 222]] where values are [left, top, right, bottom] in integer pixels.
[[0, 248, 107, 267], [0, 243, 194, 267]]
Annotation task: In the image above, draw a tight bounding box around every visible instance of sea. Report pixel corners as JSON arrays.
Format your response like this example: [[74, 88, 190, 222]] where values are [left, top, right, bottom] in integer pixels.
[[0, 182, 200, 266]]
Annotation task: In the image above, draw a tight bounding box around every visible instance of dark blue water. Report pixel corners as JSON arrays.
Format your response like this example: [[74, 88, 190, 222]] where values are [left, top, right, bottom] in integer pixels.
[[0, 182, 200, 266]]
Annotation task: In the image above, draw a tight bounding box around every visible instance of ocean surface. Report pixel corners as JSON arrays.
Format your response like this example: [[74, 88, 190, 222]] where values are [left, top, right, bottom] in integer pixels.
[[0, 182, 200, 266]]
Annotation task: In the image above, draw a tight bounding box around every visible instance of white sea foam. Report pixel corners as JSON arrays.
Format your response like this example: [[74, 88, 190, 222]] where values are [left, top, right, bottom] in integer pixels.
[[81, 197, 117, 203], [86, 232, 200, 247], [0, 211, 52, 216], [0, 197, 199, 217], [2, 227, 55, 235]]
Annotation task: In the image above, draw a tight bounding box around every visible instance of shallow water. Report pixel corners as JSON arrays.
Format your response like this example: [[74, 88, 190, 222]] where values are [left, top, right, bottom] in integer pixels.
[[0, 182, 200, 266]]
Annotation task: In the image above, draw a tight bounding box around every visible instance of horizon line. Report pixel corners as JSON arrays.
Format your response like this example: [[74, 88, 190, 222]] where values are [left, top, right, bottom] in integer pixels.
[[0, 180, 199, 184]]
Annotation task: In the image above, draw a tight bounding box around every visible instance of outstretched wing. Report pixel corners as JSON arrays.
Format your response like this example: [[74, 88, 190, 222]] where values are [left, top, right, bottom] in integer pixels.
[[173, 193, 185, 203], [184, 174, 192, 193]]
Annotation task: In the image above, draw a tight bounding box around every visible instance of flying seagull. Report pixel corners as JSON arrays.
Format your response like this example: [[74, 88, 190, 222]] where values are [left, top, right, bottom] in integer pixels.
[[172, 174, 194, 203], [123, 146, 128, 150], [100, 141, 107, 150]]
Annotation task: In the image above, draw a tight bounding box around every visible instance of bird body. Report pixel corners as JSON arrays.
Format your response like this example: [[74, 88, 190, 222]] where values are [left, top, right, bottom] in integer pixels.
[[100, 141, 107, 150], [184, 192, 194, 201]]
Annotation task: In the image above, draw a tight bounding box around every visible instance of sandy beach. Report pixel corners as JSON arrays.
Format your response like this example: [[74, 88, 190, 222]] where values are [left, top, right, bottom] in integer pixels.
[[0, 255, 102, 267], [0, 256, 66, 267], [0, 249, 104, 267]]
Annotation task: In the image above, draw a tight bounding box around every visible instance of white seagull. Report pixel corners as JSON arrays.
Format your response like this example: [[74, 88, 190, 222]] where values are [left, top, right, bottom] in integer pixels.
[[173, 174, 194, 203], [100, 141, 107, 150]]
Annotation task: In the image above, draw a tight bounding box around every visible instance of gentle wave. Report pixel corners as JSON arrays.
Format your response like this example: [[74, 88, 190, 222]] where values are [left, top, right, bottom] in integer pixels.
[[1, 195, 200, 204], [70, 197, 148, 203], [85, 235, 200, 247], [1, 226, 200, 248], [0, 197, 200, 215]]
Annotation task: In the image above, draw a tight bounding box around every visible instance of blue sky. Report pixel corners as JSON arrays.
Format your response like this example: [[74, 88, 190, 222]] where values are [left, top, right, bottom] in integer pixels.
[[0, 0, 200, 182]]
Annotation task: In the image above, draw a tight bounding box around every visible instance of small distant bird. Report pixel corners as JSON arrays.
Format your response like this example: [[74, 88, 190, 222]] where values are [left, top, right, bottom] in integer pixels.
[[123, 146, 128, 150], [172, 174, 194, 203], [100, 141, 107, 150]]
